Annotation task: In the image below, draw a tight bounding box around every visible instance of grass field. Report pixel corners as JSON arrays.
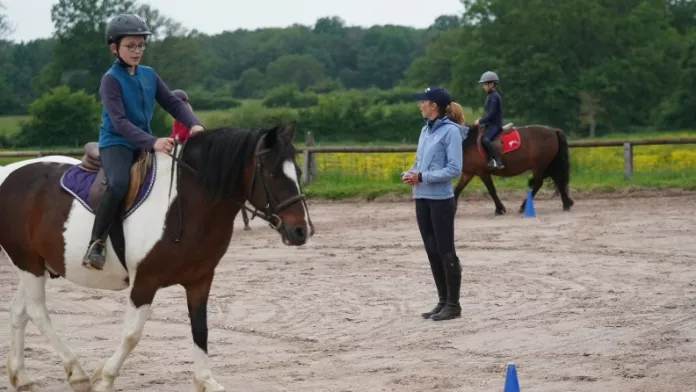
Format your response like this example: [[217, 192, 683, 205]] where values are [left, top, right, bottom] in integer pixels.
[[2, 112, 696, 199]]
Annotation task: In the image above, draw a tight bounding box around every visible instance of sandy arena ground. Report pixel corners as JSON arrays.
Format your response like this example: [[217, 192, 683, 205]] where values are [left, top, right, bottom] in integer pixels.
[[1, 191, 696, 392]]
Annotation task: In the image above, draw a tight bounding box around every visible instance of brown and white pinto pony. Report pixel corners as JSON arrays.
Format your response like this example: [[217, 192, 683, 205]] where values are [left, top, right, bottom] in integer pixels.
[[0, 123, 313, 392]]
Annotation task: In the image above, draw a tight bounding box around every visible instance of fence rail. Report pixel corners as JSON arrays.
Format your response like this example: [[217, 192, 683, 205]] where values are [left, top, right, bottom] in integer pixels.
[[3, 136, 696, 184]]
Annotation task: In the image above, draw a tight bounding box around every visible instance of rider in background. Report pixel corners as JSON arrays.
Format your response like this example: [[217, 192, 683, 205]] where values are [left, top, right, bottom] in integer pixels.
[[169, 89, 195, 142], [83, 14, 205, 271], [474, 71, 505, 170]]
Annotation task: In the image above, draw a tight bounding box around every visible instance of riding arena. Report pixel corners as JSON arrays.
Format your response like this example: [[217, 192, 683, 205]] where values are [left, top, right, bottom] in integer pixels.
[[1, 123, 695, 392]]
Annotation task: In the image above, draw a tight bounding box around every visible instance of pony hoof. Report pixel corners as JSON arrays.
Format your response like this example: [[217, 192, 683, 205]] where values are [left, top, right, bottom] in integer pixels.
[[244, 226, 251, 231], [70, 380, 92, 392], [17, 385, 37, 392], [194, 379, 226, 392]]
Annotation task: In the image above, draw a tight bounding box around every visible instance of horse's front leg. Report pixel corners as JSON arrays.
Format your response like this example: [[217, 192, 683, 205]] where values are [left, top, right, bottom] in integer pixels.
[[479, 172, 506, 215], [91, 280, 157, 392], [453, 171, 474, 215], [186, 274, 224, 392]]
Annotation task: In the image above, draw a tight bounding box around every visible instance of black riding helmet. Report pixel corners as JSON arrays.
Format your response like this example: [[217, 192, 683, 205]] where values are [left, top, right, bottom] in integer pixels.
[[106, 14, 152, 45]]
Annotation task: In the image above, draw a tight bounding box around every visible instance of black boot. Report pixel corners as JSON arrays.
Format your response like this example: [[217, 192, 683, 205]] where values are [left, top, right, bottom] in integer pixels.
[[82, 195, 120, 271], [421, 240, 448, 319], [482, 138, 505, 171], [431, 252, 462, 321]]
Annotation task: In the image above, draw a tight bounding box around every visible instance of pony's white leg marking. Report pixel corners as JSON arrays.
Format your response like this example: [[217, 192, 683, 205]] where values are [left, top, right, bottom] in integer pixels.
[[6, 273, 34, 390], [282, 159, 313, 237], [19, 271, 90, 389], [193, 346, 224, 392], [92, 299, 150, 392]]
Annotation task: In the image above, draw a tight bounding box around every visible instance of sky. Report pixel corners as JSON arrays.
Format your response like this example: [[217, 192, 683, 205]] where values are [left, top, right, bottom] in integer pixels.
[[3, 0, 464, 43]]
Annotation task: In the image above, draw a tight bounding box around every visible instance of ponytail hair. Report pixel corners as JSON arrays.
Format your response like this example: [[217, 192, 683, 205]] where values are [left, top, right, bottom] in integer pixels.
[[444, 102, 465, 125]]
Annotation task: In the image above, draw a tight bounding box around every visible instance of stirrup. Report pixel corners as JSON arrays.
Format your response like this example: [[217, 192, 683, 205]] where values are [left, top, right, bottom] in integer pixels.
[[82, 240, 106, 270]]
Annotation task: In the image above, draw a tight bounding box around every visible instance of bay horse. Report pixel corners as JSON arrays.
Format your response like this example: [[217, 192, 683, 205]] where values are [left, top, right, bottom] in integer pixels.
[[454, 123, 574, 215], [0, 122, 314, 392]]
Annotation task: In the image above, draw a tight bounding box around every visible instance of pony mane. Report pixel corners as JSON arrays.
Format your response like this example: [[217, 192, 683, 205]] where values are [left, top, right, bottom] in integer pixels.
[[462, 124, 480, 149], [182, 126, 269, 202]]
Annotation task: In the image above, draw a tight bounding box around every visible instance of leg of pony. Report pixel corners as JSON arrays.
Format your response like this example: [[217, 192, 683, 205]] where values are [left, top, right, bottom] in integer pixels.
[[91, 281, 156, 392], [519, 172, 545, 214], [19, 271, 90, 391], [479, 172, 506, 215], [452, 172, 474, 214], [7, 276, 35, 391], [242, 209, 251, 231], [185, 275, 225, 392]]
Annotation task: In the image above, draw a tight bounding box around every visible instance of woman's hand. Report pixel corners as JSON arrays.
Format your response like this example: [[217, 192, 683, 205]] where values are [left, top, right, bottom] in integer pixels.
[[190, 125, 205, 134], [402, 171, 421, 186]]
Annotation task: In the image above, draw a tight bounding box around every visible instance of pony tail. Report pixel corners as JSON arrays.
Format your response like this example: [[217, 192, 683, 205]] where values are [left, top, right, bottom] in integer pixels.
[[446, 102, 465, 125]]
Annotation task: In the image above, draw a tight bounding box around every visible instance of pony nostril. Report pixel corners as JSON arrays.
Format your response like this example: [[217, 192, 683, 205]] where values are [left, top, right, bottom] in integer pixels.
[[293, 226, 307, 240]]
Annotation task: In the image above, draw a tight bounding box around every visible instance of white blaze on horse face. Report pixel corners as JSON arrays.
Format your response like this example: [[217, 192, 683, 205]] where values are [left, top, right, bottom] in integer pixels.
[[60, 151, 179, 290], [282, 159, 312, 236]]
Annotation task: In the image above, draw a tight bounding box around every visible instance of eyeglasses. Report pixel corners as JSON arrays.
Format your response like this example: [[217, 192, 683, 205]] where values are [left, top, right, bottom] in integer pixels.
[[123, 43, 146, 53]]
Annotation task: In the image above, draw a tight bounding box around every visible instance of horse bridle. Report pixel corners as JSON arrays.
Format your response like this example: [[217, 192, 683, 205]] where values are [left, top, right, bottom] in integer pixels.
[[244, 135, 307, 230], [162, 133, 307, 242]]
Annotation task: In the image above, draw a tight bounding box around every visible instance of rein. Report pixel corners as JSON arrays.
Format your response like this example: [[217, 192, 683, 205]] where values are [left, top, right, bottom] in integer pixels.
[[161, 134, 307, 242]]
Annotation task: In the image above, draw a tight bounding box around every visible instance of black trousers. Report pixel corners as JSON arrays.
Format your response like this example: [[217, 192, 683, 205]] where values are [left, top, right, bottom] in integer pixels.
[[415, 197, 461, 307], [416, 197, 456, 258], [90, 145, 136, 241]]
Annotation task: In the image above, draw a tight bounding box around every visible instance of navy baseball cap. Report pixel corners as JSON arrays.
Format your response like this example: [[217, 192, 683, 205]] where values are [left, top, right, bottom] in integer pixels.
[[412, 86, 452, 108]]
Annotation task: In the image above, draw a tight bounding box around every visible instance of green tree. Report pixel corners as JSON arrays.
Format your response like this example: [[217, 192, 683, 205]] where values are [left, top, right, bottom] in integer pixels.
[[18, 85, 101, 147], [46, 0, 136, 95], [233, 68, 266, 99], [450, 0, 682, 131], [658, 32, 696, 129], [266, 54, 325, 90]]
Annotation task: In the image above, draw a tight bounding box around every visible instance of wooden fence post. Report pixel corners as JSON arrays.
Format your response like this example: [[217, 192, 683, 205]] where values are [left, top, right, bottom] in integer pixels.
[[623, 142, 633, 179], [302, 131, 316, 184]]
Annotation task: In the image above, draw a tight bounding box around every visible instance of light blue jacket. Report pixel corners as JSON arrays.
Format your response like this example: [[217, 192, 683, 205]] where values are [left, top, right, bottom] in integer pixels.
[[404, 116, 467, 200]]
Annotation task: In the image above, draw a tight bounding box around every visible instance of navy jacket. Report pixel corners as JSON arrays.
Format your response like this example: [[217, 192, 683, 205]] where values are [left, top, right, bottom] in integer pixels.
[[479, 88, 503, 129]]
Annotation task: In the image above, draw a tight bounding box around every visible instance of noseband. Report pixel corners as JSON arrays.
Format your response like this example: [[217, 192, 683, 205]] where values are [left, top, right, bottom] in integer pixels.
[[162, 132, 307, 242]]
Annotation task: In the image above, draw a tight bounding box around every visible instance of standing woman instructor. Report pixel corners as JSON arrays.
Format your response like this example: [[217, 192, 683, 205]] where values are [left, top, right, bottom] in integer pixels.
[[402, 86, 467, 321]]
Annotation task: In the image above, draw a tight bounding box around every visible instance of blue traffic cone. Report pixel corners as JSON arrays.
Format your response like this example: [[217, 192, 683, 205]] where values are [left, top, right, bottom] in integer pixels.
[[522, 189, 536, 217], [504, 362, 520, 392]]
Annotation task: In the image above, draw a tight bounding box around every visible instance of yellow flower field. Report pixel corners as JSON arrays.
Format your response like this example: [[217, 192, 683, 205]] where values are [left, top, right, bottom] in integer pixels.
[[296, 144, 696, 182]]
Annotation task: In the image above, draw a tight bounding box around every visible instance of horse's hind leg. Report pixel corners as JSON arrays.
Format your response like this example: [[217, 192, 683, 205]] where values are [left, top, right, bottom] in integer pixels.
[[185, 274, 225, 392], [18, 270, 91, 391], [7, 275, 35, 391]]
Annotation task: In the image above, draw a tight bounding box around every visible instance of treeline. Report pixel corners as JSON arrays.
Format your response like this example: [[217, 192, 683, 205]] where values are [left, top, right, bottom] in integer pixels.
[[0, 0, 447, 113], [0, 0, 695, 147]]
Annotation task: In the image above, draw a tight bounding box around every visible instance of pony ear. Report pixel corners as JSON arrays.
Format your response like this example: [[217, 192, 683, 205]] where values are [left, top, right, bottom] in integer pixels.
[[280, 121, 297, 142], [264, 126, 279, 149]]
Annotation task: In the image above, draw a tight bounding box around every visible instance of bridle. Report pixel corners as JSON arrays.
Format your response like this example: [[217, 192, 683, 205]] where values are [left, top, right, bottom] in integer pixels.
[[243, 134, 308, 230], [162, 132, 307, 242]]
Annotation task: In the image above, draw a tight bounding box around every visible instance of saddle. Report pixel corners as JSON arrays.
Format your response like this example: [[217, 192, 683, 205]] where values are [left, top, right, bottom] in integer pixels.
[[78, 142, 153, 212], [476, 123, 521, 159]]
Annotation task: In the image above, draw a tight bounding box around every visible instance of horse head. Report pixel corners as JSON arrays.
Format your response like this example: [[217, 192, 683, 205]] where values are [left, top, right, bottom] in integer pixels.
[[181, 122, 313, 246]]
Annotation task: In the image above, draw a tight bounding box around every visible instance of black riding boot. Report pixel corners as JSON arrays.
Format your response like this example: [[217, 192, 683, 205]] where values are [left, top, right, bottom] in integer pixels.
[[82, 196, 120, 270], [431, 252, 462, 321], [421, 237, 448, 319], [482, 138, 505, 170]]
